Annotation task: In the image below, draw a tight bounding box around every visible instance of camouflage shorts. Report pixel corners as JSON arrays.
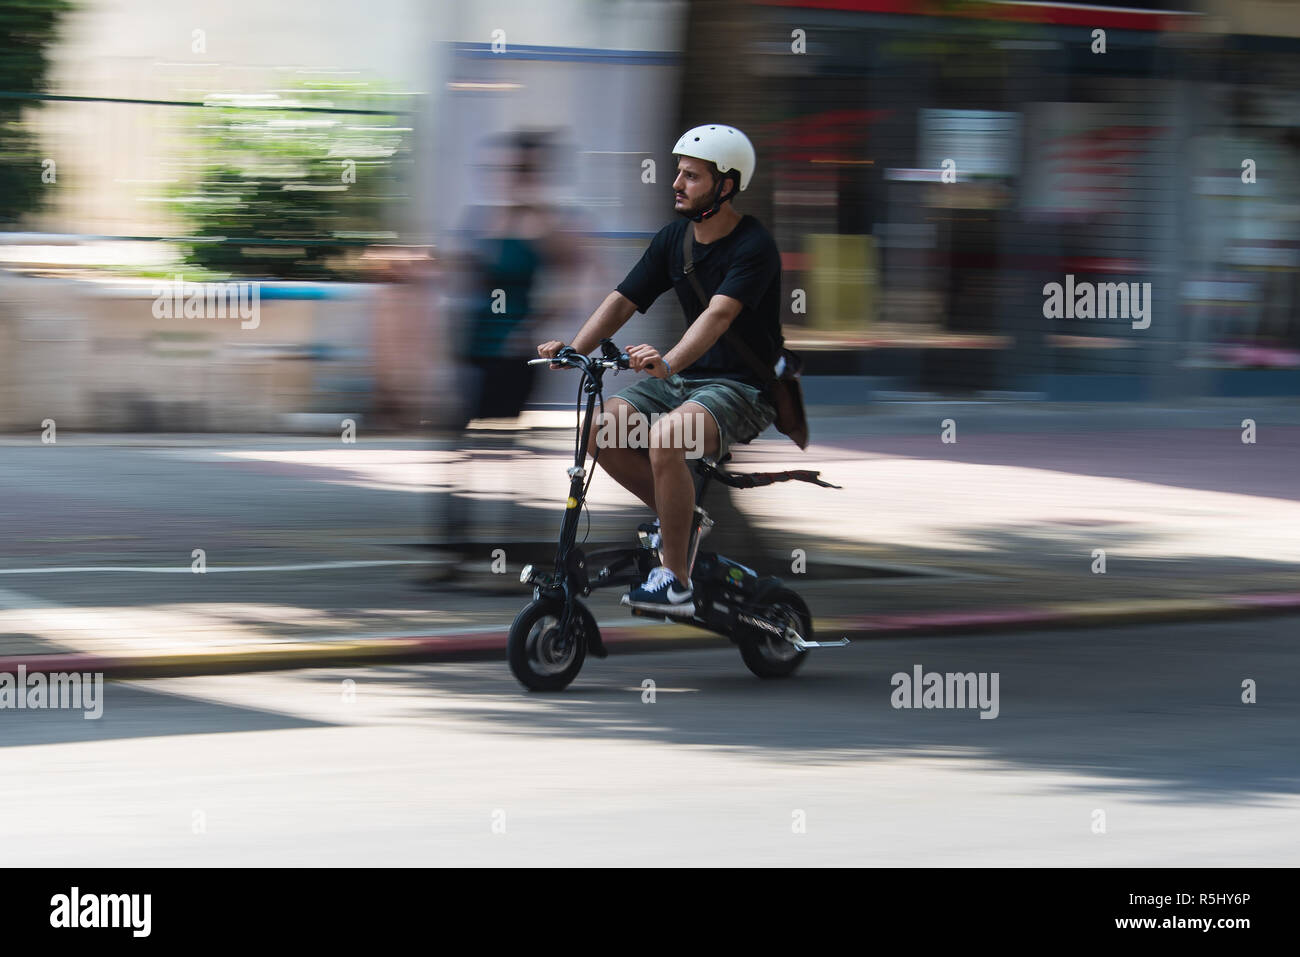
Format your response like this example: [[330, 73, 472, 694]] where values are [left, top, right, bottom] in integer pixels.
[[610, 374, 777, 460]]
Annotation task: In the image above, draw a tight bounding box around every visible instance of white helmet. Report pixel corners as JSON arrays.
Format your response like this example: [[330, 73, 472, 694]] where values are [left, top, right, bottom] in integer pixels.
[[672, 124, 756, 192]]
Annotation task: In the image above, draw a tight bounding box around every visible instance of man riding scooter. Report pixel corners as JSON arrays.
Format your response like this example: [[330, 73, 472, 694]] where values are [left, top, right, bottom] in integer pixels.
[[537, 124, 784, 617]]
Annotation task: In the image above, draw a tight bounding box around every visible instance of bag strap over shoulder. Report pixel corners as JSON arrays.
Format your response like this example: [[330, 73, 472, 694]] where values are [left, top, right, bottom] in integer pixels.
[[680, 225, 777, 387]]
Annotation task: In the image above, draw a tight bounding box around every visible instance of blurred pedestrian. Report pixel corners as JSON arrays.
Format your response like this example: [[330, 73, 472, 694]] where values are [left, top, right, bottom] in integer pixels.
[[426, 129, 588, 582]]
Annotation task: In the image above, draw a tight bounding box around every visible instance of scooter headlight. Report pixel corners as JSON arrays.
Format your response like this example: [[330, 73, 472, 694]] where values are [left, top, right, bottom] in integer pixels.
[[519, 564, 535, 584]]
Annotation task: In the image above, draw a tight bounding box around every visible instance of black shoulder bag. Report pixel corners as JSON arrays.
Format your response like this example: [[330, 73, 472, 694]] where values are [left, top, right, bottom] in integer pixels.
[[680, 225, 809, 450]]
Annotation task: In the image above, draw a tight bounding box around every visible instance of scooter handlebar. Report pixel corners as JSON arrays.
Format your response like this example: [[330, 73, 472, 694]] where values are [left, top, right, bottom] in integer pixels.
[[527, 348, 629, 371]]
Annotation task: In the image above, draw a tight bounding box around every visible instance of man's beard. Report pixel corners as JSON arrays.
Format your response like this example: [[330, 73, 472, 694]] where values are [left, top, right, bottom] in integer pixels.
[[675, 188, 717, 220]]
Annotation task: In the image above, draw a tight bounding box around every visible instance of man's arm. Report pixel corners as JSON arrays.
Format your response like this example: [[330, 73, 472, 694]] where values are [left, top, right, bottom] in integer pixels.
[[541, 291, 639, 357], [624, 294, 741, 378], [659, 295, 742, 374]]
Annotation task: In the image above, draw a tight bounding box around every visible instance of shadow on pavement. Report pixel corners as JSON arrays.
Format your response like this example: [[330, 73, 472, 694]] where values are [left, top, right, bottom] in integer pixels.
[[0, 682, 334, 748], [311, 615, 1300, 805]]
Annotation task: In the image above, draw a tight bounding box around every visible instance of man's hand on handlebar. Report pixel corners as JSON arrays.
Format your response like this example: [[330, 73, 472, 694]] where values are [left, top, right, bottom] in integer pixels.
[[536, 340, 571, 369], [626, 344, 670, 379]]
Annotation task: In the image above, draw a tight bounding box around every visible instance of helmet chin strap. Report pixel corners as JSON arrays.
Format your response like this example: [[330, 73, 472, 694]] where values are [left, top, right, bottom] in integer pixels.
[[678, 176, 734, 223]]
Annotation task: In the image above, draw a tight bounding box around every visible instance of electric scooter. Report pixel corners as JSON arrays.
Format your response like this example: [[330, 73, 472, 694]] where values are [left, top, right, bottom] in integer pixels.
[[507, 339, 847, 691]]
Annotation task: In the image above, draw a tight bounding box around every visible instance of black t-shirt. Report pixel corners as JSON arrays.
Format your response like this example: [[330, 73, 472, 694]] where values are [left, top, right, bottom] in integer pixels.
[[615, 214, 782, 389]]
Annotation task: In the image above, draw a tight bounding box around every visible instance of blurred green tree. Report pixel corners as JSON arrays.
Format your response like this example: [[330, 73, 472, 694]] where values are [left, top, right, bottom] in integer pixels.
[[169, 81, 412, 280], [0, 0, 74, 225]]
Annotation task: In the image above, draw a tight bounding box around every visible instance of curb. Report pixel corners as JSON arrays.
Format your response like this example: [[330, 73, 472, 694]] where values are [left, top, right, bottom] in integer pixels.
[[2, 592, 1298, 681]]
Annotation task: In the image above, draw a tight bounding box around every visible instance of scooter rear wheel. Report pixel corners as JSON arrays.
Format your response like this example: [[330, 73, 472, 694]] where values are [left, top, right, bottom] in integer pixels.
[[738, 588, 810, 679], [507, 597, 589, 691]]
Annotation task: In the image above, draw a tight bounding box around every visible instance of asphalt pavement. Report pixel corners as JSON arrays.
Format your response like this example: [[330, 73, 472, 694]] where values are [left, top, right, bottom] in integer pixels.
[[2, 615, 1295, 866]]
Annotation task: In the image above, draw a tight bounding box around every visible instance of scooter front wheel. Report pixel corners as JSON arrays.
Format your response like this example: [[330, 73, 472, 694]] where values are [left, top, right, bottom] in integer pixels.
[[507, 597, 589, 691]]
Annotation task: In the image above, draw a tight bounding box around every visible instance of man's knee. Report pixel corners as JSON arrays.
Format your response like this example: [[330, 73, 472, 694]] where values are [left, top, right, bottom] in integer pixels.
[[648, 421, 692, 466], [650, 405, 717, 462]]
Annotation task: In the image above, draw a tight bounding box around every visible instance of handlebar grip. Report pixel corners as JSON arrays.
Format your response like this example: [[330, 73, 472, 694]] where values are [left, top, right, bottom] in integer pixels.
[[529, 352, 580, 367]]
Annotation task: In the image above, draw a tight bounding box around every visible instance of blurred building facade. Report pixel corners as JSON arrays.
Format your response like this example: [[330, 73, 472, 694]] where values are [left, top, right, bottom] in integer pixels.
[[1, 0, 691, 429], [3, 0, 1299, 434], [731, 0, 1300, 400]]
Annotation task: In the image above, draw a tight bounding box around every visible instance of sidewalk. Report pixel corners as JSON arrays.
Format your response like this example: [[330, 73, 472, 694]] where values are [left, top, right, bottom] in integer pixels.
[[2, 400, 1298, 678]]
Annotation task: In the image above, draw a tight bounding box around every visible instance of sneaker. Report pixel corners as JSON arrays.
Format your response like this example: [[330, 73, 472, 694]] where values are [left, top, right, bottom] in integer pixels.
[[621, 565, 695, 617], [636, 518, 662, 550]]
